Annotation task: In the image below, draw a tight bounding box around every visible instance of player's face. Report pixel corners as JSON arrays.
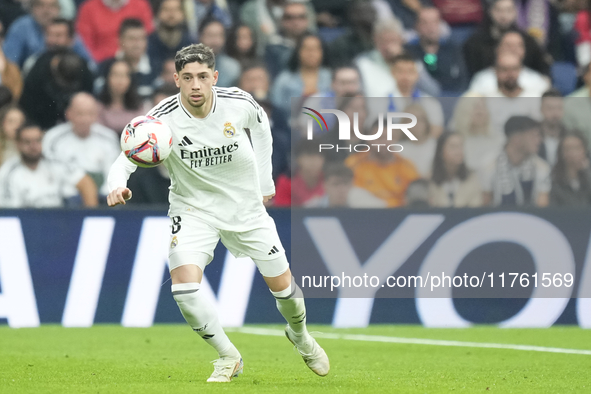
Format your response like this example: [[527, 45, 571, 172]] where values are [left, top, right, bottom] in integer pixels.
[[174, 62, 218, 108]]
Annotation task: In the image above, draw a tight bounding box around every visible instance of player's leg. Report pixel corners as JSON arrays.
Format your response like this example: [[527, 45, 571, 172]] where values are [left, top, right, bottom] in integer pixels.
[[220, 218, 329, 376], [168, 217, 242, 382]]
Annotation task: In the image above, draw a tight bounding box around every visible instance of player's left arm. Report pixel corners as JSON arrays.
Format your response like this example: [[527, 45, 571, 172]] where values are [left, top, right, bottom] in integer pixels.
[[248, 102, 275, 201]]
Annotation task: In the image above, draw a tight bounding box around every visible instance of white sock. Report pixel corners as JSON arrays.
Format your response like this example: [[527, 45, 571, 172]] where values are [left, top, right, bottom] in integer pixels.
[[172, 282, 240, 359], [271, 279, 310, 335]]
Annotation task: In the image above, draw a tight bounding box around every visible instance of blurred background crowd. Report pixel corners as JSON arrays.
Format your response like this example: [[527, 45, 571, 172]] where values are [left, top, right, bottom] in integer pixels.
[[1, 0, 591, 208]]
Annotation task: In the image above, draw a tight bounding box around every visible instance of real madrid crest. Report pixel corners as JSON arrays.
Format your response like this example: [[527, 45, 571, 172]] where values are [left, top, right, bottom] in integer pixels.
[[170, 235, 178, 249], [223, 122, 236, 138]]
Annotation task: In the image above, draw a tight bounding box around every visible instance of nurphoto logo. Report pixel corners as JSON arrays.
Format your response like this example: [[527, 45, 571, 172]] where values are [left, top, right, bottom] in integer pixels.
[[302, 107, 418, 153]]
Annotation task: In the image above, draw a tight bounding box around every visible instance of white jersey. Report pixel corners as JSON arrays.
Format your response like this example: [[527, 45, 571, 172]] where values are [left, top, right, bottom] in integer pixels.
[[0, 156, 85, 208], [43, 122, 120, 195], [108, 87, 275, 231]]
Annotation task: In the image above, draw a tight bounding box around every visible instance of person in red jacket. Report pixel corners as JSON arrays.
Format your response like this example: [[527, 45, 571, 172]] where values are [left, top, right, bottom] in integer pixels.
[[76, 0, 154, 63]]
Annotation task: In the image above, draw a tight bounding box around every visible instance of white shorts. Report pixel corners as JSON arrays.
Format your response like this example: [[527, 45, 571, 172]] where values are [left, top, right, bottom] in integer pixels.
[[167, 213, 289, 277]]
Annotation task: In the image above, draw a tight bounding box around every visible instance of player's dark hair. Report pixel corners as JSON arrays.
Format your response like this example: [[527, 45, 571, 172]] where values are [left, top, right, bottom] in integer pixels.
[[504, 116, 540, 138], [49, 17, 75, 38], [287, 32, 327, 72], [175, 43, 216, 72], [98, 59, 142, 111], [119, 18, 145, 37], [431, 132, 469, 186], [324, 163, 353, 181], [15, 122, 42, 141]]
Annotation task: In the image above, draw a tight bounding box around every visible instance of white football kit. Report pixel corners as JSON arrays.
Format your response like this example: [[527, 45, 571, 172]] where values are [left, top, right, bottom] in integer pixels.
[[107, 87, 288, 276]]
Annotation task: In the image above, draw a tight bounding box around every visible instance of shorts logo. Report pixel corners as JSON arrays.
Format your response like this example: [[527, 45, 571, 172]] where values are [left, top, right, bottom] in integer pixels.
[[170, 235, 178, 249], [223, 122, 236, 138], [268, 245, 280, 255]]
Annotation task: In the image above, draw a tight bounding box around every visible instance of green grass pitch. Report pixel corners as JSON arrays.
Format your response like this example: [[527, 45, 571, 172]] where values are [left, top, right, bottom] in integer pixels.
[[1, 325, 590, 393]]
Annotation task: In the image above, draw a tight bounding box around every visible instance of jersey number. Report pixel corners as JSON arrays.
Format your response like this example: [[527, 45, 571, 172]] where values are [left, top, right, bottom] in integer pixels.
[[172, 216, 182, 234]]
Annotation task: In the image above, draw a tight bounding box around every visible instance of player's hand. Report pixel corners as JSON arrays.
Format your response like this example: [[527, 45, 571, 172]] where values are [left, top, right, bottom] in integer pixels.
[[107, 187, 132, 206], [263, 193, 275, 203]]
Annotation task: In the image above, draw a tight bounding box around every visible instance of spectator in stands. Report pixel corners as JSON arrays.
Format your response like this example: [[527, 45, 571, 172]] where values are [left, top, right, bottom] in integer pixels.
[[2, 0, 90, 67], [0, 123, 98, 208], [271, 33, 331, 115], [399, 103, 436, 178], [97, 60, 149, 134], [480, 116, 550, 207], [76, 0, 153, 63], [431, 0, 483, 44], [264, 1, 311, 80], [0, 104, 24, 165], [22, 18, 95, 76], [148, 0, 192, 78], [345, 118, 420, 207], [565, 62, 591, 149], [463, 0, 549, 78], [328, 0, 377, 67], [405, 7, 468, 95], [490, 51, 543, 98], [468, 30, 550, 97], [43, 92, 120, 197], [320, 94, 369, 162], [449, 95, 503, 171], [388, 54, 444, 138], [356, 18, 441, 98], [227, 24, 259, 68], [185, 0, 232, 41], [198, 19, 241, 88], [153, 58, 178, 89], [0, 21, 22, 100], [273, 139, 325, 207], [97, 19, 155, 99], [305, 162, 387, 208], [19, 48, 94, 130], [238, 62, 271, 100], [300, 66, 362, 136], [539, 89, 566, 167], [429, 131, 482, 207], [550, 131, 591, 206], [241, 0, 315, 56]]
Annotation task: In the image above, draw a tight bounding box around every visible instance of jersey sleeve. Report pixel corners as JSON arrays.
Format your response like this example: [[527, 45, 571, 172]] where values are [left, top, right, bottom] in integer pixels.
[[248, 102, 275, 196], [107, 152, 138, 192]]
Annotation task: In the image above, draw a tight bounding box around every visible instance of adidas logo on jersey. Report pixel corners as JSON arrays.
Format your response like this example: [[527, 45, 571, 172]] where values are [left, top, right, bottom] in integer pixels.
[[268, 245, 280, 255], [178, 136, 193, 146]]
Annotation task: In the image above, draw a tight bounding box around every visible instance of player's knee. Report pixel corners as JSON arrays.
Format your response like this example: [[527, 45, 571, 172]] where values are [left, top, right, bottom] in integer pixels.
[[170, 263, 204, 284], [263, 265, 292, 292]]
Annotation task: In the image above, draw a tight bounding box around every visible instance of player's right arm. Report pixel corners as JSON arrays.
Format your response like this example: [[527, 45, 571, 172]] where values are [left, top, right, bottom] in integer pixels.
[[106, 152, 137, 206]]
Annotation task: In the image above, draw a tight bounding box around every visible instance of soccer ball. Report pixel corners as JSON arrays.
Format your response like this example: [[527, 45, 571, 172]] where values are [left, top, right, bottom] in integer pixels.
[[121, 116, 173, 168]]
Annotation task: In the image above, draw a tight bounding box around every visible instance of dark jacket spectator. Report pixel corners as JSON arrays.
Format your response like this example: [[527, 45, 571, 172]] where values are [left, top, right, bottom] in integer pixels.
[[19, 48, 94, 130], [463, 0, 549, 77]]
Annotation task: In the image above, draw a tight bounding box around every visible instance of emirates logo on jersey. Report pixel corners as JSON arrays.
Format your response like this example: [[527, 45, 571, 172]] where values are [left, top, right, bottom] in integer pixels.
[[223, 122, 236, 138]]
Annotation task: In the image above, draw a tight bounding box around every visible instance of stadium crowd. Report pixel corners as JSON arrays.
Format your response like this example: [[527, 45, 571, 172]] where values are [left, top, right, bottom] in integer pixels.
[[1, 0, 591, 208]]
